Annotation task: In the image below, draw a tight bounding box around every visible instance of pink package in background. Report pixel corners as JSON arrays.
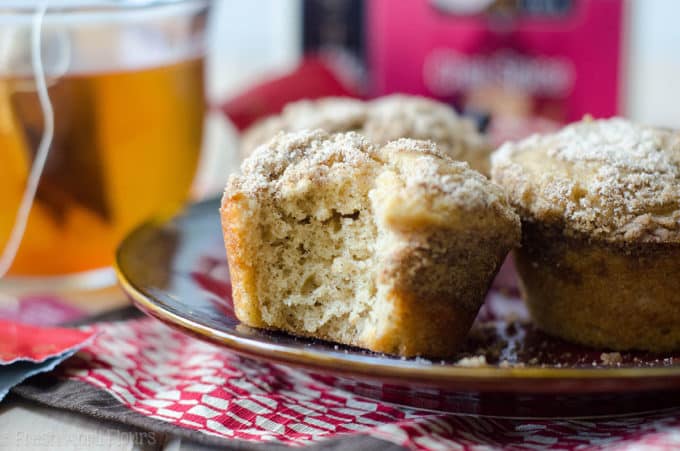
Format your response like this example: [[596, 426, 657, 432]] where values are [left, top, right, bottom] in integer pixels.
[[368, 0, 625, 123]]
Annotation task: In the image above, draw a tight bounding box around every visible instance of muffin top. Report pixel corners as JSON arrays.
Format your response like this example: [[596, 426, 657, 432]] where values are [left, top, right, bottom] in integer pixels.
[[230, 129, 518, 235], [240, 97, 366, 156], [240, 95, 492, 175], [363, 95, 491, 175], [491, 117, 680, 243]]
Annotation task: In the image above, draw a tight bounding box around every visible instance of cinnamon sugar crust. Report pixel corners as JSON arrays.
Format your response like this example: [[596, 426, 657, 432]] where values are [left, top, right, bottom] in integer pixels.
[[240, 95, 492, 175], [365, 95, 491, 175], [491, 117, 680, 243], [240, 97, 366, 157]]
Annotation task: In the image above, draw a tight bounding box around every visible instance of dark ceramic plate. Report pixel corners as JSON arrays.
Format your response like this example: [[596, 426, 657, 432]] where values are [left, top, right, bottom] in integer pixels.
[[116, 198, 680, 417]]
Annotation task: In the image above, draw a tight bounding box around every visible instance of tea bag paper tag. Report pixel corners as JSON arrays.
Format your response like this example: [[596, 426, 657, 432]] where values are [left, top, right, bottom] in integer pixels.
[[0, 319, 95, 401]]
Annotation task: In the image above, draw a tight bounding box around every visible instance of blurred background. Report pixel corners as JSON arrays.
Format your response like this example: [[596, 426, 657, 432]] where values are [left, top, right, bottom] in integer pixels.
[[201, 0, 680, 192]]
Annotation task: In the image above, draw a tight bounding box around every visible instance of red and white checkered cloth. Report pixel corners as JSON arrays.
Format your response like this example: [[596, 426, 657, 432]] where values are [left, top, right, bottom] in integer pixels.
[[57, 318, 680, 450]]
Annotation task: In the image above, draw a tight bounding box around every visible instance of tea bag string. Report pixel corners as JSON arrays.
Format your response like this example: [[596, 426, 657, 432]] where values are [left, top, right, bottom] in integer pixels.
[[0, 0, 54, 278]]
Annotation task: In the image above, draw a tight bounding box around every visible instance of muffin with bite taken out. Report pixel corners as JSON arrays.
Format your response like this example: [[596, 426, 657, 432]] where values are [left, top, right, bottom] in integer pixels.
[[223, 129, 520, 357]]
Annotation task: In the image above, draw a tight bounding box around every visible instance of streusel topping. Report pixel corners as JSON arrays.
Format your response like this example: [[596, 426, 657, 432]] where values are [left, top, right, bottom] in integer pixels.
[[233, 130, 514, 222], [240, 98, 366, 158], [365, 95, 491, 174], [491, 117, 680, 242], [240, 95, 492, 174], [235, 130, 378, 195]]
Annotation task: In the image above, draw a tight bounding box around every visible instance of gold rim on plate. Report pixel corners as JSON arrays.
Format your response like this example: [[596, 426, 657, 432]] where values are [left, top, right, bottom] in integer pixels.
[[114, 199, 680, 394]]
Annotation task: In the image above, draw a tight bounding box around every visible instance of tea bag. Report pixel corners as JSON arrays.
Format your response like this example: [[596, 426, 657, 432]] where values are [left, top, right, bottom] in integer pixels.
[[0, 2, 54, 276], [11, 76, 111, 223], [0, 3, 112, 276], [5, 14, 111, 222]]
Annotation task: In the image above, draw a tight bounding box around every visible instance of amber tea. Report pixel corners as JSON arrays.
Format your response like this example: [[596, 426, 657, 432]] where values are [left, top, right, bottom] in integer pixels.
[[0, 2, 208, 278]]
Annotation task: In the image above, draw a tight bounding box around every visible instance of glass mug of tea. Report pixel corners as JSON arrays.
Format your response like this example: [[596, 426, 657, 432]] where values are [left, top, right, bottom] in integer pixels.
[[0, 0, 208, 288]]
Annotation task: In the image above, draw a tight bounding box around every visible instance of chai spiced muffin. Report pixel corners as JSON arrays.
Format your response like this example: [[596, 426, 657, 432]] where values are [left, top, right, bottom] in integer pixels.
[[491, 117, 680, 352], [240, 97, 366, 158], [222, 130, 519, 357], [240, 94, 493, 175]]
